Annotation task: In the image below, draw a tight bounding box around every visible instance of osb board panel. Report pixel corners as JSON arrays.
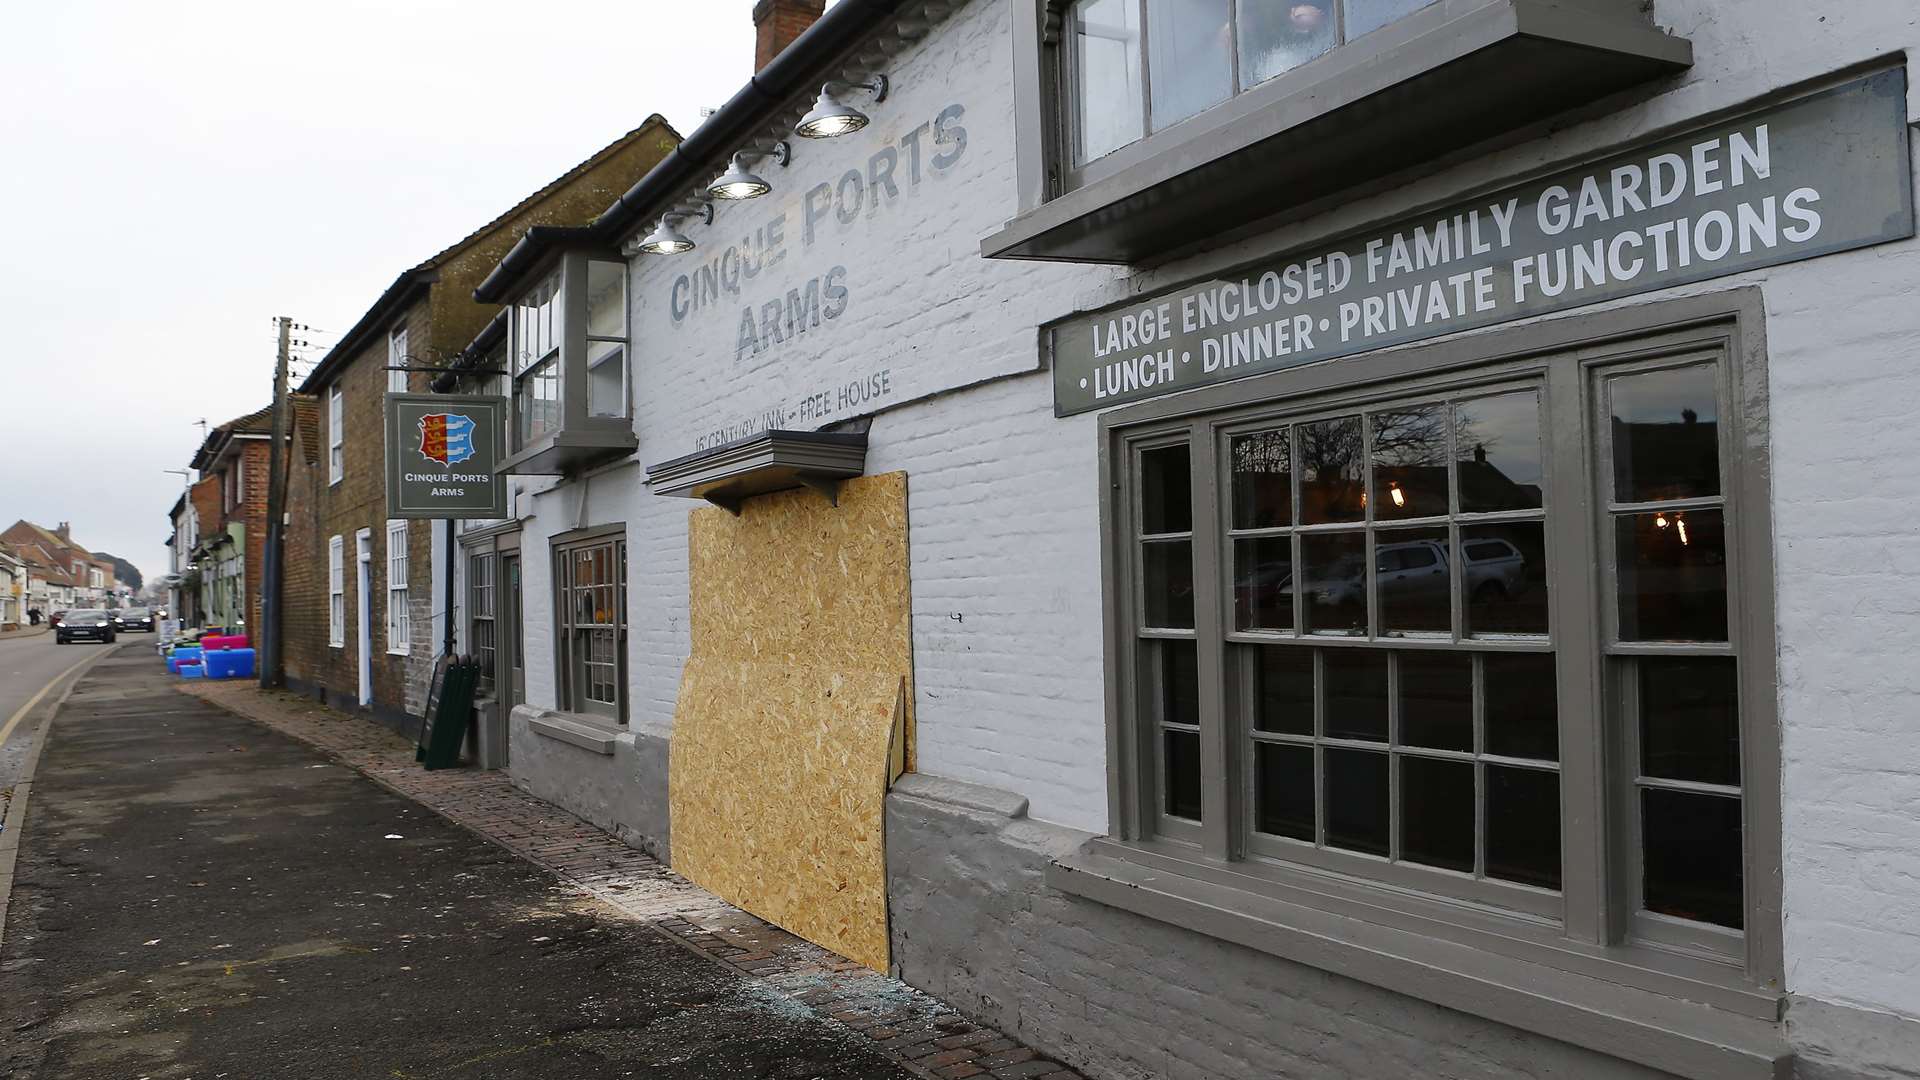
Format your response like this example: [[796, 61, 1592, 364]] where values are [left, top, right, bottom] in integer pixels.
[[670, 472, 913, 972], [672, 659, 903, 970]]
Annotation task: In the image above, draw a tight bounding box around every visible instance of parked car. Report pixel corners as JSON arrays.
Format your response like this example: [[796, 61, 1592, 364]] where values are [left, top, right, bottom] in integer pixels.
[[113, 606, 156, 633], [48, 609, 67, 628], [56, 609, 116, 644]]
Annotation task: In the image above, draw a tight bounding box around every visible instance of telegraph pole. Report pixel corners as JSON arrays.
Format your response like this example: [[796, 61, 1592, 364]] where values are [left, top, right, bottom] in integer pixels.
[[260, 315, 291, 688]]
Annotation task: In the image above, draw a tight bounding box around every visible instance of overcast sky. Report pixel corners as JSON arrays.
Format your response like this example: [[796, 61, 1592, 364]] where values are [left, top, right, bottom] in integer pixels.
[[0, 0, 774, 586]]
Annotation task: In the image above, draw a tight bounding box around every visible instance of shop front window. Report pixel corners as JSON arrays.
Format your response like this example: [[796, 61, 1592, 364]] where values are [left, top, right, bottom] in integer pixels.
[[1101, 310, 1770, 998]]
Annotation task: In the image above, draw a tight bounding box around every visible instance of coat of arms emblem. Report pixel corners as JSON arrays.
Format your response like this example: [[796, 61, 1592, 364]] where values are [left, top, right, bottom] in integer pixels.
[[417, 412, 477, 466]]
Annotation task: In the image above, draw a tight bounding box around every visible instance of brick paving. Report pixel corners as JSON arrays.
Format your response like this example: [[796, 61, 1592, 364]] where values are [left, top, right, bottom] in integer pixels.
[[178, 679, 1085, 1080]]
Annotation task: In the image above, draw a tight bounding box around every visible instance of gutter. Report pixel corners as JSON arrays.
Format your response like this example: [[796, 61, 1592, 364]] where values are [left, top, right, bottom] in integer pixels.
[[429, 307, 510, 393], [473, 0, 912, 305]]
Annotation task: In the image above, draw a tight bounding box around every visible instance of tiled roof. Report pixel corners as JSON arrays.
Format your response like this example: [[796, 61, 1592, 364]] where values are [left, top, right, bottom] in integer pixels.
[[291, 393, 322, 466]]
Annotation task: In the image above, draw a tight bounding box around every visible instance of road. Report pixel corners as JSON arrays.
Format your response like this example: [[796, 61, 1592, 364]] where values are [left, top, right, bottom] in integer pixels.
[[0, 631, 129, 797], [0, 651, 917, 1078]]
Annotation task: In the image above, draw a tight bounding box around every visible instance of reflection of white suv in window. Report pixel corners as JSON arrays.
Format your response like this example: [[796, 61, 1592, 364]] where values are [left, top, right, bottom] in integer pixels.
[[1370, 538, 1528, 605], [1459, 538, 1528, 601]]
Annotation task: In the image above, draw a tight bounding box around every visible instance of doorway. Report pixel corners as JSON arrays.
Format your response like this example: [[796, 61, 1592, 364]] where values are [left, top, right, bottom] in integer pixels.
[[355, 529, 372, 707]]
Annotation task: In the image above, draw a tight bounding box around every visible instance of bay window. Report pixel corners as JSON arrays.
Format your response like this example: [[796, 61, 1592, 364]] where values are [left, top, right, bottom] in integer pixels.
[[499, 250, 635, 475], [989, 0, 1691, 263], [1074, 297, 1782, 1052]]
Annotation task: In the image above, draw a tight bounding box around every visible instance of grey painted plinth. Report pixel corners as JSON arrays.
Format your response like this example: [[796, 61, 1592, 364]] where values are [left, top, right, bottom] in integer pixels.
[[887, 773, 1693, 1080], [507, 704, 671, 862]]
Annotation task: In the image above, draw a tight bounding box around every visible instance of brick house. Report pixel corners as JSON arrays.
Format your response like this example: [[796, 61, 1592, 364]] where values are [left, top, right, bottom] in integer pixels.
[[1, 521, 114, 610], [184, 405, 275, 635], [280, 117, 679, 733]]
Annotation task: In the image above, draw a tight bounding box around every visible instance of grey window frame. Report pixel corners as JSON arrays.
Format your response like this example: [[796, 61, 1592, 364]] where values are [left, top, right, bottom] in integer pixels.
[[551, 524, 627, 724], [1070, 290, 1783, 1066], [469, 550, 496, 697]]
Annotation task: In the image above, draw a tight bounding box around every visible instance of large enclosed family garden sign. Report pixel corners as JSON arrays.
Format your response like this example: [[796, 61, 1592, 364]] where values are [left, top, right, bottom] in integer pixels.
[[1049, 70, 1914, 416]]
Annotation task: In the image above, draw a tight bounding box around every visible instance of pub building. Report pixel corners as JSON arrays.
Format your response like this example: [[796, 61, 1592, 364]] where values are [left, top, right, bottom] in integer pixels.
[[443, 0, 1920, 1076]]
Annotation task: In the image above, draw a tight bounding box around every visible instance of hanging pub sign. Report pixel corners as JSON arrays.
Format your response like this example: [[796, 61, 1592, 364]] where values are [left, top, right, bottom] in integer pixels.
[[1050, 68, 1914, 417], [384, 393, 509, 519]]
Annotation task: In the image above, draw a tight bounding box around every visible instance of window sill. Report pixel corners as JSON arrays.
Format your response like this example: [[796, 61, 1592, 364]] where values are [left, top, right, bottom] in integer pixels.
[[526, 710, 622, 755], [1049, 839, 1787, 1080], [499, 420, 636, 477], [985, 0, 1691, 265]]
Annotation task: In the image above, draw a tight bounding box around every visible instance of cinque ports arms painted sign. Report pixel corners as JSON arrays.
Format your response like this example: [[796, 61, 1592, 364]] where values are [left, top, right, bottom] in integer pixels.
[[384, 394, 509, 519], [1049, 69, 1913, 416]]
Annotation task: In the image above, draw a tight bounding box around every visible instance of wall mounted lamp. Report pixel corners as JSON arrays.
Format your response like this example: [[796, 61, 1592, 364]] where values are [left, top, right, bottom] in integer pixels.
[[795, 75, 889, 139], [636, 200, 715, 255], [709, 143, 791, 200]]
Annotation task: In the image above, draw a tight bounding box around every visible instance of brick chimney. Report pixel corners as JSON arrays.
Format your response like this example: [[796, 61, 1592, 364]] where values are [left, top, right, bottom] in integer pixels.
[[754, 0, 825, 72], [55, 521, 70, 539]]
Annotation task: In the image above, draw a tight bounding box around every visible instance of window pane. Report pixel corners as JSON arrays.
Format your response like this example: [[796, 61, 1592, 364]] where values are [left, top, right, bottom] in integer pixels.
[[1610, 365, 1720, 503], [1146, 0, 1234, 130], [1142, 538, 1194, 628], [1640, 657, 1740, 786], [1237, 0, 1336, 86], [1399, 650, 1471, 752], [586, 260, 627, 338], [1344, 0, 1438, 39], [1302, 531, 1366, 634], [1255, 742, 1315, 840], [1148, 639, 1200, 727], [1369, 406, 1448, 521], [1485, 765, 1560, 890], [588, 340, 626, 418], [1324, 748, 1389, 856], [1234, 536, 1293, 631], [1377, 528, 1450, 635], [1140, 444, 1191, 534], [1165, 728, 1203, 820], [1252, 645, 1313, 734], [1642, 788, 1743, 929], [1464, 522, 1548, 636], [1455, 392, 1543, 513], [515, 355, 561, 448], [1483, 653, 1557, 761], [1615, 509, 1728, 642], [1230, 429, 1291, 529], [1400, 756, 1474, 872], [1070, 0, 1144, 164], [1300, 416, 1365, 523], [1322, 648, 1386, 741]]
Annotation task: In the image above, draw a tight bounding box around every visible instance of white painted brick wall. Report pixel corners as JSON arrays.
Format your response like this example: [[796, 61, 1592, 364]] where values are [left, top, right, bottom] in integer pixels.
[[500, 0, 1920, 1025]]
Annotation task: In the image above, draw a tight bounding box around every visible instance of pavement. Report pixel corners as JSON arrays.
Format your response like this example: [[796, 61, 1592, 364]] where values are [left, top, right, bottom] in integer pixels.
[[0, 653, 925, 1078], [0, 653, 1086, 1080]]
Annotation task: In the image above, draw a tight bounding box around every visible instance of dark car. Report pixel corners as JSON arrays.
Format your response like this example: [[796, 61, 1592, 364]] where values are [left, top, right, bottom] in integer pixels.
[[113, 606, 156, 633], [56, 609, 116, 644]]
